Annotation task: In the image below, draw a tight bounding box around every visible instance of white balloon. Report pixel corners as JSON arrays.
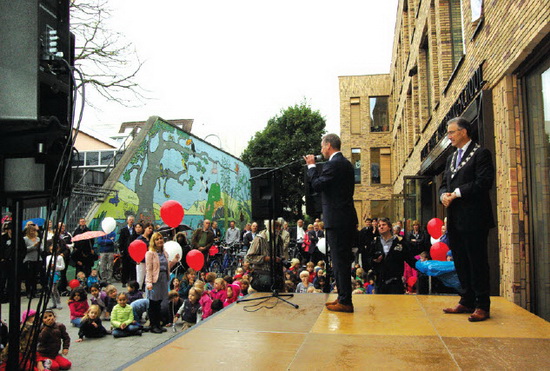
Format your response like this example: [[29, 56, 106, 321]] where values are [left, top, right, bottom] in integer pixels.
[[164, 241, 182, 262], [101, 217, 116, 234], [430, 237, 440, 245], [317, 237, 326, 255]]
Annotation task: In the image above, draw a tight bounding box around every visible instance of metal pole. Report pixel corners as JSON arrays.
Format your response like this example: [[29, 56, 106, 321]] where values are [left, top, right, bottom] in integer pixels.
[[7, 199, 22, 370]]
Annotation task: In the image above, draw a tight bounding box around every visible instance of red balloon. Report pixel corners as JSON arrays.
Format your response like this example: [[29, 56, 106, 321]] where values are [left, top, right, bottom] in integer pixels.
[[431, 242, 450, 261], [186, 249, 204, 271], [129, 240, 148, 263], [69, 279, 80, 289], [427, 218, 444, 239], [160, 200, 185, 228]]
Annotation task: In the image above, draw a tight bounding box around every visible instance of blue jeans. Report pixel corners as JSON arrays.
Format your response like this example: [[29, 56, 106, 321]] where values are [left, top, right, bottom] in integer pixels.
[[71, 317, 82, 327], [112, 324, 141, 338]]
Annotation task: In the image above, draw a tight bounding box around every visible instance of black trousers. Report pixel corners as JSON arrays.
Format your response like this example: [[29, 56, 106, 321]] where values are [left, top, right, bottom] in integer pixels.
[[326, 227, 354, 305], [121, 254, 137, 284], [148, 299, 162, 328], [447, 228, 491, 311]]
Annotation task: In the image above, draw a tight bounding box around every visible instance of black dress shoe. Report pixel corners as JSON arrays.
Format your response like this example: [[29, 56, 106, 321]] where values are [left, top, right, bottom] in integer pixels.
[[150, 326, 163, 334], [141, 326, 150, 332], [161, 327, 167, 332]]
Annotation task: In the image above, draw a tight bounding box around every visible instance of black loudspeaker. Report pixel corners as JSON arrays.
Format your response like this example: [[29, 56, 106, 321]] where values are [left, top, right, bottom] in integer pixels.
[[0, 0, 73, 205], [305, 163, 323, 217], [250, 168, 282, 220]]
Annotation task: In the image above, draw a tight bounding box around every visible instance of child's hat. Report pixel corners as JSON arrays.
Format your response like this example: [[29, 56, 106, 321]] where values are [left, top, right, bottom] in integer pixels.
[[21, 309, 37, 323]]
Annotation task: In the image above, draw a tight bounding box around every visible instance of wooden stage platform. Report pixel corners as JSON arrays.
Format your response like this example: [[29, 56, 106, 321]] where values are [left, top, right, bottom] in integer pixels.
[[121, 293, 550, 370]]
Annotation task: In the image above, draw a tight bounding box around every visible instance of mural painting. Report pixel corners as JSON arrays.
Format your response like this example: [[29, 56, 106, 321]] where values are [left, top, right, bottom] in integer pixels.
[[89, 118, 251, 235]]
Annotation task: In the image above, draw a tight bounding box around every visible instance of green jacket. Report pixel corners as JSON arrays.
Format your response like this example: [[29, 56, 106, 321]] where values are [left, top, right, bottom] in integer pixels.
[[110, 304, 134, 328]]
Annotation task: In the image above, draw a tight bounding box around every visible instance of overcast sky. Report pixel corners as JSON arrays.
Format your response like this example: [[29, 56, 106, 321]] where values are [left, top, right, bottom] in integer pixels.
[[81, 1, 399, 157]]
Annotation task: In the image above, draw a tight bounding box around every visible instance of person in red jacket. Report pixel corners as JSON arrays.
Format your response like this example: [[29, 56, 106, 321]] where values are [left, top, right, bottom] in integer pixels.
[[68, 287, 89, 328]]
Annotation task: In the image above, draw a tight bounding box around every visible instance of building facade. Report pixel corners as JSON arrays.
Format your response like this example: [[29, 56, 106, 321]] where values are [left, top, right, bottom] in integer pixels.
[[342, 0, 550, 320], [339, 74, 393, 227]]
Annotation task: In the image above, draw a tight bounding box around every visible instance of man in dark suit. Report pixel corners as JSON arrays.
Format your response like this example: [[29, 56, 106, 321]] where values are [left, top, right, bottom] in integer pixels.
[[439, 117, 495, 322], [309, 222, 325, 263], [305, 133, 358, 313], [118, 215, 137, 284]]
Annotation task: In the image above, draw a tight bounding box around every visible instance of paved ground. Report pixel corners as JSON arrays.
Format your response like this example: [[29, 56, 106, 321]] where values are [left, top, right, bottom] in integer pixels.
[[1, 279, 182, 370]]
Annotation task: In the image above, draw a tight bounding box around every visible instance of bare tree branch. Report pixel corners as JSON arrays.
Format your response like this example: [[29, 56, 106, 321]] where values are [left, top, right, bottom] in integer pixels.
[[70, 0, 148, 107]]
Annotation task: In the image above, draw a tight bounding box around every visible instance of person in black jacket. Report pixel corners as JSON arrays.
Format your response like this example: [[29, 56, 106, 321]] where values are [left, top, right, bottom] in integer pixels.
[[358, 218, 378, 271], [305, 133, 358, 313], [118, 216, 138, 284], [406, 220, 429, 255], [439, 117, 495, 322], [370, 218, 417, 295]]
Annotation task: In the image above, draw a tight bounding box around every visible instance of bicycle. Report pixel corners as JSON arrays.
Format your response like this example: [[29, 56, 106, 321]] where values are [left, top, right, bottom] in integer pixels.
[[208, 241, 243, 276]]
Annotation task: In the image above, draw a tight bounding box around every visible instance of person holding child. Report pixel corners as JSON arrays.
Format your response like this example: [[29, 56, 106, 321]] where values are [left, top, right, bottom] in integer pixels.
[[37, 309, 72, 370], [111, 292, 142, 338], [145, 232, 180, 334], [76, 305, 110, 342]]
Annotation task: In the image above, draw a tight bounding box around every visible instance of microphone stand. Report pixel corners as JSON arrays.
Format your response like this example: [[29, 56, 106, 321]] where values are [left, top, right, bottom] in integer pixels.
[[237, 164, 299, 309]]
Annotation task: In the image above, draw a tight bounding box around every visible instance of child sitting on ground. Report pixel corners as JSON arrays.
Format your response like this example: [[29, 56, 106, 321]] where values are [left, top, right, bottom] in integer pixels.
[[37, 309, 71, 370], [233, 267, 244, 281], [306, 262, 316, 283], [210, 277, 227, 302], [126, 280, 143, 303], [111, 292, 142, 338], [194, 281, 212, 319], [178, 268, 196, 299], [170, 277, 181, 292], [204, 272, 216, 291], [296, 270, 313, 293], [210, 299, 223, 314], [104, 285, 118, 319], [86, 269, 99, 289], [89, 283, 107, 315], [76, 305, 110, 342], [68, 287, 89, 327], [0, 310, 45, 370], [76, 271, 87, 289], [166, 290, 184, 326], [175, 287, 202, 331], [223, 283, 241, 307], [238, 279, 250, 296]]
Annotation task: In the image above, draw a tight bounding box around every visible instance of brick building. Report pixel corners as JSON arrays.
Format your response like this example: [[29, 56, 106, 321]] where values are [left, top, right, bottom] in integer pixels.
[[341, 0, 550, 320]]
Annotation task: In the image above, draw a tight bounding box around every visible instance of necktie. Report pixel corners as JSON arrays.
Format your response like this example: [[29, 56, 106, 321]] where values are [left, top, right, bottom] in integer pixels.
[[456, 148, 463, 168]]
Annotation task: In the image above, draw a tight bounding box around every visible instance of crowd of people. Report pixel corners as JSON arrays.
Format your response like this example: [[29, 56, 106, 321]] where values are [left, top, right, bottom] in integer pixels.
[[0, 121, 493, 368]]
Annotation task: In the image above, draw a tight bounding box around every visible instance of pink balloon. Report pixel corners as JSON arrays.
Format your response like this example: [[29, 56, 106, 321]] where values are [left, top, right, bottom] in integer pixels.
[[129, 240, 147, 263], [186, 249, 204, 271], [427, 218, 444, 239], [160, 200, 185, 228], [431, 242, 450, 261]]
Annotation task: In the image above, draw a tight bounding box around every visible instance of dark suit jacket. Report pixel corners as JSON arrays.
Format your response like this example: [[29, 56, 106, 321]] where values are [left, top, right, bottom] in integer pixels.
[[307, 152, 358, 229], [118, 226, 138, 255], [438, 144, 495, 232]]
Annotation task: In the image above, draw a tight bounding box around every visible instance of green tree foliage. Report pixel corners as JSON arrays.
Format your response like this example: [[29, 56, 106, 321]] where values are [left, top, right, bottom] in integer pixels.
[[241, 102, 326, 222]]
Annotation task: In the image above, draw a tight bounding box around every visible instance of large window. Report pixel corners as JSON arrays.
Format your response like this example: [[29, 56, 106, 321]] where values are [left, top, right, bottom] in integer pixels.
[[370, 96, 389, 132], [525, 55, 550, 321], [350, 97, 361, 134], [449, 0, 465, 69], [73, 150, 117, 168], [370, 148, 391, 184], [351, 148, 361, 184]]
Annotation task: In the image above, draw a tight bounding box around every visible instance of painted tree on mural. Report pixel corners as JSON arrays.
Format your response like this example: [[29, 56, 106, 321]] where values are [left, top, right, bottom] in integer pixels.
[[121, 119, 250, 226]]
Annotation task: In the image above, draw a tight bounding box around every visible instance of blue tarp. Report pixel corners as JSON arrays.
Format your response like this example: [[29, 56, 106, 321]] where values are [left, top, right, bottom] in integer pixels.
[[416, 260, 462, 291]]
